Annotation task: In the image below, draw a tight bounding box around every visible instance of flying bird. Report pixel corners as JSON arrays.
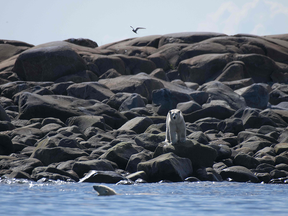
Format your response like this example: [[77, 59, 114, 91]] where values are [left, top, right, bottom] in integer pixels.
[[130, 26, 146, 34]]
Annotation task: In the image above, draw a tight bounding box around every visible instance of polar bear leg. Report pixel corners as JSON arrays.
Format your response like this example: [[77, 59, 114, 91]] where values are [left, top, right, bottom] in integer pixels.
[[178, 119, 186, 142], [169, 124, 178, 145], [165, 125, 171, 143], [178, 129, 186, 142]]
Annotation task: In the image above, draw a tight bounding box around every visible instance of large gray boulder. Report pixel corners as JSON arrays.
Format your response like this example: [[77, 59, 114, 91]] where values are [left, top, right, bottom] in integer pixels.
[[154, 140, 217, 169], [137, 152, 193, 182], [13, 42, 87, 81], [66, 82, 114, 101]]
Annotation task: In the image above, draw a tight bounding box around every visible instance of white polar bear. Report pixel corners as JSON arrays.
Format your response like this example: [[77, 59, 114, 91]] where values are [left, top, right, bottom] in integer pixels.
[[165, 109, 186, 145]]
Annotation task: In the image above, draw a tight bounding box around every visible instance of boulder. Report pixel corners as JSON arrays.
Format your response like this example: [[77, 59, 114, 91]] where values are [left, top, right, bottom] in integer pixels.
[[233, 152, 260, 169], [31, 166, 79, 182], [179, 53, 232, 84], [0, 104, 11, 121], [198, 81, 246, 110], [217, 118, 244, 135], [91, 55, 125, 76], [235, 83, 269, 109], [134, 133, 166, 151], [99, 142, 143, 169], [125, 150, 153, 173], [66, 115, 106, 133], [72, 159, 115, 178], [152, 88, 192, 115], [99, 73, 164, 102], [114, 54, 157, 75], [159, 32, 226, 47], [137, 152, 193, 182], [13, 41, 87, 81], [176, 101, 202, 114], [30, 147, 89, 166], [118, 93, 146, 111], [154, 140, 217, 169], [220, 165, 259, 182], [66, 82, 114, 101], [0, 134, 14, 155], [117, 117, 153, 134], [232, 108, 277, 129]]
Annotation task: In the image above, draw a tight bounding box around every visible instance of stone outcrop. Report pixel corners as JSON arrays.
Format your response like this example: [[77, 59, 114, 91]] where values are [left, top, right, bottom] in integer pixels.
[[0, 32, 288, 184]]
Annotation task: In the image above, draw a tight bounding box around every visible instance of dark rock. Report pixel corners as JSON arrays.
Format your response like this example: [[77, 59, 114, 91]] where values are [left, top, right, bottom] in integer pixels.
[[72, 159, 115, 178], [99, 142, 143, 169], [187, 131, 210, 144], [149, 68, 169, 81], [270, 169, 288, 179], [48, 81, 74, 95], [179, 53, 232, 84], [79, 170, 125, 183], [66, 82, 114, 101], [196, 167, 223, 182], [65, 38, 98, 48], [233, 108, 277, 129], [159, 32, 226, 47], [199, 81, 246, 110], [220, 165, 259, 183], [32, 166, 79, 182], [7, 170, 31, 180], [176, 101, 202, 114], [152, 88, 192, 115], [13, 42, 87, 81], [99, 73, 164, 102], [275, 163, 288, 172], [0, 134, 14, 155], [30, 147, 89, 166], [137, 152, 193, 182], [0, 104, 11, 121], [119, 93, 146, 111], [66, 115, 106, 133], [255, 163, 275, 173], [217, 118, 244, 135], [222, 78, 254, 90], [256, 172, 271, 183], [193, 117, 221, 131], [125, 150, 153, 173], [134, 133, 166, 151], [209, 144, 232, 161], [154, 140, 217, 169], [275, 152, 288, 165], [234, 152, 260, 169], [235, 83, 269, 109], [118, 117, 153, 134], [189, 91, 209, 105]]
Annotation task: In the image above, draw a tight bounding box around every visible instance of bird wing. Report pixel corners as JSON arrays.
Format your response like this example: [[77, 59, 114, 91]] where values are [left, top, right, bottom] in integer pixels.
[[135, 27, 146, 30], [130, 26, 134, 29]]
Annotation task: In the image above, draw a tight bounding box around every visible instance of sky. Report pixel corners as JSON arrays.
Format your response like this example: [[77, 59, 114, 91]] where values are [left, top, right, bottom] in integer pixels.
[[1, 0, 288, 46]]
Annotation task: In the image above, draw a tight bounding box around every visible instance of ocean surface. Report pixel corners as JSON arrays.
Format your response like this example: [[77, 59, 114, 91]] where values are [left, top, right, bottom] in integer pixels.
[[0, 178, 287, 216]]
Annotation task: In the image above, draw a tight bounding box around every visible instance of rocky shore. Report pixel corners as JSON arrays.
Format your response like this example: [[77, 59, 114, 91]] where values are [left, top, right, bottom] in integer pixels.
[[1, 32, 288, 184]]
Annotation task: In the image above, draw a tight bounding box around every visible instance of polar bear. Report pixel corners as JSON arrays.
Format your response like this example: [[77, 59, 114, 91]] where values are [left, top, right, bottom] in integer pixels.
[[165, 109, 186, 145]]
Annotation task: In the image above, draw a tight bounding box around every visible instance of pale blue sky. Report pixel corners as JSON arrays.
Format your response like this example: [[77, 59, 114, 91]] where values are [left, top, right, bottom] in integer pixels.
[[1, 0, 288, 46]]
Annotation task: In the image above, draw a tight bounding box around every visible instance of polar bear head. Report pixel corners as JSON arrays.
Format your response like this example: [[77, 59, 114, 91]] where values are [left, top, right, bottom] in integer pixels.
[[169, 109, 182, 122]]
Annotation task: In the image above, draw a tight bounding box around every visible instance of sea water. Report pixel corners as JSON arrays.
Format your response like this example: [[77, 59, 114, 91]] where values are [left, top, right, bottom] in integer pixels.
[[0, 179, 287, 216]]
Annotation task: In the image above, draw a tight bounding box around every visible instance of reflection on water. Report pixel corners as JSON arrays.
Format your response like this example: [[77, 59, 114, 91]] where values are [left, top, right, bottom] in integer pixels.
[[0, 178, 288, 216]]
